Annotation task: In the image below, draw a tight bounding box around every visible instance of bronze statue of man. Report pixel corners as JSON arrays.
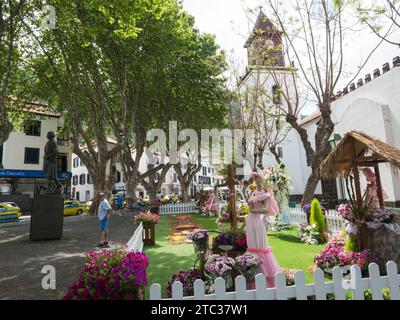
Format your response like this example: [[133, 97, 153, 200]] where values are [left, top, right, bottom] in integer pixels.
[[43, 131, 62, 193]]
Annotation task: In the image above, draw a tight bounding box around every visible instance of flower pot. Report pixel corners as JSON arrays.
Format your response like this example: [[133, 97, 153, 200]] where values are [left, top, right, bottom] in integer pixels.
[[210, 271, 233, 289], [193, 237, 209, 253], [122, 286, 146, 300], [323, 266, 350, 279], [239, 266, 258, 282], [143, 223, 155, 246], [212, 249, 246, 259]]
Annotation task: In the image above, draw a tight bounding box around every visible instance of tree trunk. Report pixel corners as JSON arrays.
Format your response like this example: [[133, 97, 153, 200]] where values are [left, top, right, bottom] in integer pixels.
[[269, 146, 282, 165], [88, 168, 114, 215], [147, 188, 158, 206], [179, 180, 190, 202], [125, 176, 138, 209], [302, 169, 320, 206]]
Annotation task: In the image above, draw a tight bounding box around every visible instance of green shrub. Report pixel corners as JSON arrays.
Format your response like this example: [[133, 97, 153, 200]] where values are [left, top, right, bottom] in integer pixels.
[[364, 288, 391, 300], [345, 234, 359, 252], [310, 198, 327, 234]]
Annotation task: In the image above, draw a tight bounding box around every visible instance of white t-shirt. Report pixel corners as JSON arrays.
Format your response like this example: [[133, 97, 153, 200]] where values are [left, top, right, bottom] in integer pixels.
[[98, 199, 111, 221]]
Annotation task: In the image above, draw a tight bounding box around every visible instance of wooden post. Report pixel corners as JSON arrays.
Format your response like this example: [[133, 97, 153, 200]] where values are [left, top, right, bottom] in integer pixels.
[[351, 141, 362, 207], [374, 164, 384, 209], [227, 164, 237, 230], [214, 164, 240, 231], [351, 140, 367, 251]]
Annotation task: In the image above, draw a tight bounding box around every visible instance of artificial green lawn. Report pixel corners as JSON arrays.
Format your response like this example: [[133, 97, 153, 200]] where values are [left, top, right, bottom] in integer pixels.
[[144, 215, 325, 298]]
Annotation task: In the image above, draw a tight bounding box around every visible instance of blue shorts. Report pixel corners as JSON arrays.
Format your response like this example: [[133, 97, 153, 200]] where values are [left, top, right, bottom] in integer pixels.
[[99, 218, 109, 231]]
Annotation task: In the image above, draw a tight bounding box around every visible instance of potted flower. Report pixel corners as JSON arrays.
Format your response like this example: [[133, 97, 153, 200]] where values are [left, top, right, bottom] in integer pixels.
[[205, 254, 236, 289], [134, 211, 160, 246], [281, 268, 297, 286], [189, 230, 209, 253], [166, 269, 202, 298], [314, 234, 376, 278], [64, 249, 149, 300], [234, 253, 260, 282], [212, 229, 247, 257]]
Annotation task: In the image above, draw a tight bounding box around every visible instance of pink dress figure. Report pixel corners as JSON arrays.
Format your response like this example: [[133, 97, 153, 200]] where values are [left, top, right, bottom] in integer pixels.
[[246, 187, 281, 288], [362, 168, 388, 209], [205, 194, 217, 213]]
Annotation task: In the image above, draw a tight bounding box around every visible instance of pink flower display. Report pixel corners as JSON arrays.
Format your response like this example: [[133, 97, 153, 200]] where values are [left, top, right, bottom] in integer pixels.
[[205, 254, 235, 277], [133, 211, 160, 226], [64, 249, 149, 300], [314, 234, 376, 274]]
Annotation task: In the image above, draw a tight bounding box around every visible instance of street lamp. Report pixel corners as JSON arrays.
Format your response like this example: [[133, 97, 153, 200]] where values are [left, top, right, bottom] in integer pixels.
[[328, 133, 345, 202], [329, 133, 342, 149]]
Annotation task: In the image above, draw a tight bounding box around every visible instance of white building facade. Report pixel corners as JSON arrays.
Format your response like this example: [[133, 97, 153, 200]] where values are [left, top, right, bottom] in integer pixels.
[[0, 105, 73, 212]]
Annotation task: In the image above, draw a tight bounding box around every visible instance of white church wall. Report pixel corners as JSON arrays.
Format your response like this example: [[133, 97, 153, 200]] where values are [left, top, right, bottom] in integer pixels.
[[330, 65, 400, 203]]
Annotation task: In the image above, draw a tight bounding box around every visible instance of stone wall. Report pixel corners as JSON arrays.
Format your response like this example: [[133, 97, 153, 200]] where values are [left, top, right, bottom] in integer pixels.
[[367, 226, 400, 272]]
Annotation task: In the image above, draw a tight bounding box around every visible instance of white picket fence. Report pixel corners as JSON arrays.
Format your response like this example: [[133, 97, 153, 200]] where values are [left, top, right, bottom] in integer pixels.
[[287, 207, 345, 233], [126, 222, 144, 252], [150, 261, 400, 300], [159, 202, 198, 215]]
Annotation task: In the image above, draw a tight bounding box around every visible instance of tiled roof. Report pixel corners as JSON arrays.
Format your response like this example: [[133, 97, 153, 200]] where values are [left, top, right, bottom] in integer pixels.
[[244, 11, 279, 48]]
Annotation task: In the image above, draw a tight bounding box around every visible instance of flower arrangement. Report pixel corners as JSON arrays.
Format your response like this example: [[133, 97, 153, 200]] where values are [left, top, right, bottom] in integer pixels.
[[263, 163, 291, 204], [338, 203, 353, 221], [297, 223, 324, 245], [238, 203, 250, 216], [367, 208, 394, 224], [133, 211, 160, 226], [189, 230, 209, 241], [205, 254, 236, 278], [189, 230, 209, 253], [267, 216, 292, 232], [234, 253, 260, 281], [215, 210, 230, 227], [166, 269, 202, 298], [64, 249, 149, 300], [314, 234, 376, 276], [212, 229, 247, 252], [281, 268, 298, 286]]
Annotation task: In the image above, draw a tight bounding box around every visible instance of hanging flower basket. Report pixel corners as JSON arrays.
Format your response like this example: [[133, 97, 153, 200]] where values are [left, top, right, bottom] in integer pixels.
[[235, 252, 260, 282], [193, 237, 209, 253], [205, 254, 235, 289], [189, 230, 209, 253]]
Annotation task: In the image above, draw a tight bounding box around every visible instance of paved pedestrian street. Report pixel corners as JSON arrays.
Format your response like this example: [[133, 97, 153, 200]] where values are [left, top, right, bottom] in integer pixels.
[[0, 214, 136, 300]]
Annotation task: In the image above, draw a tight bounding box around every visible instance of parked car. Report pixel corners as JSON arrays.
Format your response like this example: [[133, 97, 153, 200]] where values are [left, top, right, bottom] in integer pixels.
[[0, 202, 22, 218], [85, 200, 93, 211], [64, 200, 87, 216]]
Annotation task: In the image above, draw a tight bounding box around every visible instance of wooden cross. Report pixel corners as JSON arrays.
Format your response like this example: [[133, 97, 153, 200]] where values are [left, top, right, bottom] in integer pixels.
[[214, 164, 241, 230]]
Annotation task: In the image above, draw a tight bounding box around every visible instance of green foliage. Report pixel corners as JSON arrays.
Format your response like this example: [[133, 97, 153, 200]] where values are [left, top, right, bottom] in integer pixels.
[[310, 198, 327, 234], [364, 288, 391, 300], [345, 234, 359, 253]]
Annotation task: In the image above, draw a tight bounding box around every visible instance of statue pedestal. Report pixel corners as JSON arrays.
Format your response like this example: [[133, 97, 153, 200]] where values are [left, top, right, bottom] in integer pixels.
[[30, 193, 64, 241]]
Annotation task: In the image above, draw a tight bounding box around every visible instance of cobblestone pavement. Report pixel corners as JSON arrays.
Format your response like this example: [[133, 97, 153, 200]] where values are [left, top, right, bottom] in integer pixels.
[[0, 214, 136, 300]]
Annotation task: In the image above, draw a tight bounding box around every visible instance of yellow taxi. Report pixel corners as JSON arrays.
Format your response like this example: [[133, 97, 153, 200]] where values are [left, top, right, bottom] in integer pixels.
[[0, 202, 22, 218], [64, 200, 87, 216]]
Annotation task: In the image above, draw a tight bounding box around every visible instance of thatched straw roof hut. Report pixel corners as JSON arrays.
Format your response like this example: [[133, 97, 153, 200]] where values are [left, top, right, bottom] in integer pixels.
[[320, 130, 400, 179]]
